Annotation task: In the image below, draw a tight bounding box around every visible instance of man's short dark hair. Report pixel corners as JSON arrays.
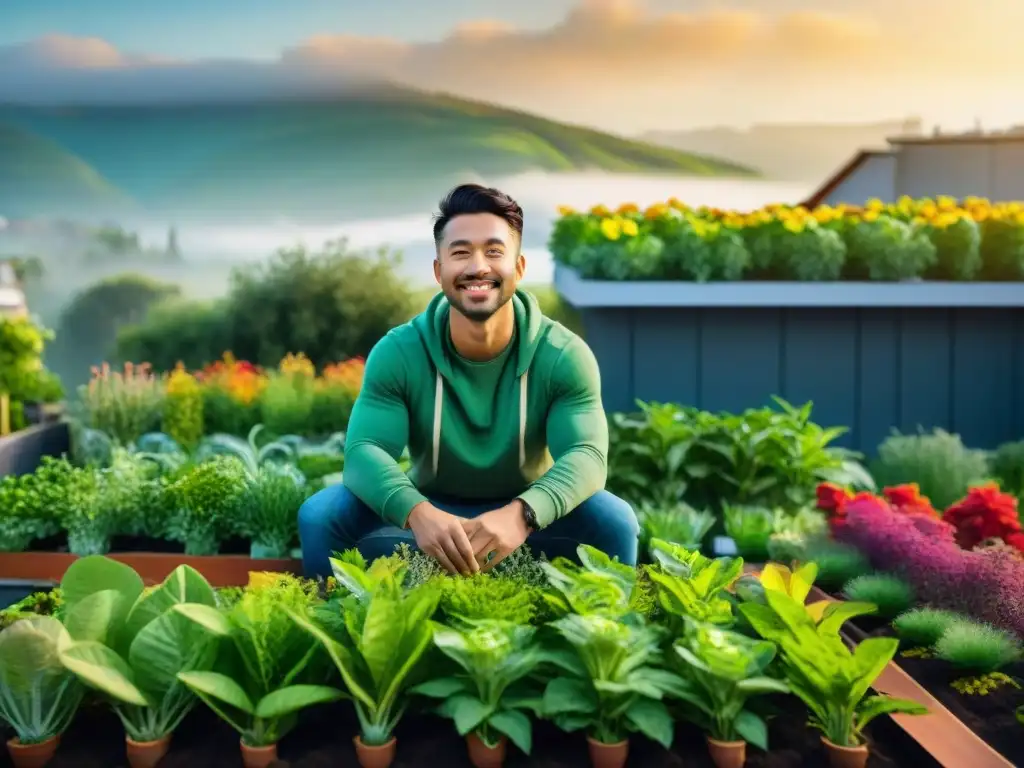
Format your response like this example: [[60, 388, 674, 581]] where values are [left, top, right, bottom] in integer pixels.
[[432, 183, 524, 245]]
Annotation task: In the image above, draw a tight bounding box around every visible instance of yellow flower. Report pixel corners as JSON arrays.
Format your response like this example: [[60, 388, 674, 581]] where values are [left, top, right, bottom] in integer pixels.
[[862, 210, 880, 223], [590, 204, 612, 217], [759, 562, 831, 622], [247, 572, 280, 590], [600, 218, 622, 241], [616, 203, 639, 215], [866, 198, 885, 211], [782, 218, 804, 234], [621, 219, 639, 237], [556, 205, 575, 217], [644, 203, 668, 220]]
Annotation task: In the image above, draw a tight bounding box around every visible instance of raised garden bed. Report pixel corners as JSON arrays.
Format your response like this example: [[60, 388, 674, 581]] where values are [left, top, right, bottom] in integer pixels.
[[0, 421, 70, 477], [0, 692, 937, 768], [808, 584, 1021, 768]]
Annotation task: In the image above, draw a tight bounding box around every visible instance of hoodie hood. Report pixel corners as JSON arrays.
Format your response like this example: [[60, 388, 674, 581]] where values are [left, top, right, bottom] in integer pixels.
[[413, 288, 544, 379]]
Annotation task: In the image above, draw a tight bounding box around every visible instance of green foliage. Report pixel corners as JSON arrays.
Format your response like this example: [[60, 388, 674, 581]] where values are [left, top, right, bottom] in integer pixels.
[[542, 544, 652, 619], [0, 315, 62, 420], [843, 217, 937, 280], [644, 539, 742, 628], [284, 568, 440, 746], [166, 455, 249, 555], [636, 502, 715, 559], [116, 298, 233, 372], [412, 621, 545, 753], [0, 589, 62, 630], [438, 574, 545, 626], [988, 440, 1024, 498], [892, 608, 961, 648], [0, 615, 85, 744], [872, 429, 990, 510], [739, 589, 927, 747], [841, 574, 915, 620], [723, 504, 774, 561], [934, 619, 1023, 674], [56, 557, 221, 741], [670, 619, 789, 747], [607, 398, 873, 514], [805, 541, 872, 592], [175, 575, 333, 747], [239, 468, 309, 558]]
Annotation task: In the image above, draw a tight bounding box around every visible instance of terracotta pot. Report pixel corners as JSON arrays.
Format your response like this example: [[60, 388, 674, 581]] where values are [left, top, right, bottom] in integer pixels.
[[586, 736, 629, 768], [354, 735, 397, 768], [6, 735, 59, 768], [239, 739, 278, 768], [821, 736, 869, 768], [467, 733, 507, 768], [126, 734, 172, 768], [707, 736, 747, 768]]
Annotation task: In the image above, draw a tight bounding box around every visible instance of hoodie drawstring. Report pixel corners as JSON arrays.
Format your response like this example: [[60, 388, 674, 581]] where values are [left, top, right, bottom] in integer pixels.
[[432, 369, 528, 478]]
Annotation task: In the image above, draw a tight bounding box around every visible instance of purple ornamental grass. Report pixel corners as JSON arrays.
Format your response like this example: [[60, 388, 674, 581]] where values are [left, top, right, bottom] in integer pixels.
[[835, 497, 1024, 638]]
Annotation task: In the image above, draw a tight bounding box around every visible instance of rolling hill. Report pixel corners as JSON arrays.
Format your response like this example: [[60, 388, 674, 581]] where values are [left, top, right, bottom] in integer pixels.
[[0, 122, 136, 219], [0, 86, 755, 221]]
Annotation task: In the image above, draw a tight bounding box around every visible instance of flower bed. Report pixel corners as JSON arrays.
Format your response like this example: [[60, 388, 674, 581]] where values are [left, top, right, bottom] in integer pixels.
[[0, 543, 936, 768], [550, 196, 1024, 282], [775, 483, 1024, 765]]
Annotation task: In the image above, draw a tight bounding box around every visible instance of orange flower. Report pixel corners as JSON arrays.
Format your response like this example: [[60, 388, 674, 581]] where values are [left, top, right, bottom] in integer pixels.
[[883, 483, 937, 517]]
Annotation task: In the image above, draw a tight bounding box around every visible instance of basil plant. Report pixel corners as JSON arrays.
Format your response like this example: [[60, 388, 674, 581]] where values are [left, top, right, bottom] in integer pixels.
[[411, 619, 545, 755]]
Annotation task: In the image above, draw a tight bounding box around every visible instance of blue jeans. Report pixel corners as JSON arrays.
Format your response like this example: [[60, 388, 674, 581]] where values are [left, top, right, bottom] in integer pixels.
[[298, 484, 640, 579]]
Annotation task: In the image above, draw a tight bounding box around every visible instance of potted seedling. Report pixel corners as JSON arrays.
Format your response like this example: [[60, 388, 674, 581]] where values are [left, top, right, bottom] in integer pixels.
[[56, 556, 222, 768], [284, 562, 440, 768], [541, 613, 684, 768], [174, 575, 342, 768], [411, 620, 545, 767], [669, 618, 789, 768], [0, 616, 85, 768], [644, 538, 743, 628], [740, 589, 928, 768]]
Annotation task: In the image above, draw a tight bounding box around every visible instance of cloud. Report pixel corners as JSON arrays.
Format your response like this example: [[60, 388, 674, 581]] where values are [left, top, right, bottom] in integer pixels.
[[0, 0, 1021, 131]]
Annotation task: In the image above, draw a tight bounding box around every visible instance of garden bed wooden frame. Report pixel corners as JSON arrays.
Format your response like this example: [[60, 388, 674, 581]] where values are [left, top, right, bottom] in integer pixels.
[[0, 551, 302, 587]]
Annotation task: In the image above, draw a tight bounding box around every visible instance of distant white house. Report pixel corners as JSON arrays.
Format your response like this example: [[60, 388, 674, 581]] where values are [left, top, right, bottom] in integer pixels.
[[0, 260, 27, 318], [804, 127, 1024, 207]]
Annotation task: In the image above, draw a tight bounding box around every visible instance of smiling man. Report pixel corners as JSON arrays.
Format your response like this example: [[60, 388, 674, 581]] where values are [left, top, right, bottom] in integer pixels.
[[298, 183, 639, 578]]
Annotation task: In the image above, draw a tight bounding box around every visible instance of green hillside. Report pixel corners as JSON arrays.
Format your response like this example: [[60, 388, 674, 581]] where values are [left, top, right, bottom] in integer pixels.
[[0, 122, 135, 219], [0, 87, 756, 220]]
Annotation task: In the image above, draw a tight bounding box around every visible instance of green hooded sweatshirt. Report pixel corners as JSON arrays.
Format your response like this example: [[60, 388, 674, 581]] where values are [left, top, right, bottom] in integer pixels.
[[342, 289, 608, 529]]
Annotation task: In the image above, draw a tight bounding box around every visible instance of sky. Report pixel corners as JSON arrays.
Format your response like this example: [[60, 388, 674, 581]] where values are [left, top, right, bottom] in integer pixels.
[[2, 0, 1023, 134]]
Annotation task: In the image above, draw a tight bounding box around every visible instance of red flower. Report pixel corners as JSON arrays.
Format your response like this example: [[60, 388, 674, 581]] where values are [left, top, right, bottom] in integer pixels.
[[942, 483, 1022, 550], [883, 483, 937, 517], [816, 482, 853, 513]]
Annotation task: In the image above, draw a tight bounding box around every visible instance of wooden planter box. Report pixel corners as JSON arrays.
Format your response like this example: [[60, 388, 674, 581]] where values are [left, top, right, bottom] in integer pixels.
[[555, 265, 1024, 452], [0, 420, 70, 476], [0, 551, 302, 588]]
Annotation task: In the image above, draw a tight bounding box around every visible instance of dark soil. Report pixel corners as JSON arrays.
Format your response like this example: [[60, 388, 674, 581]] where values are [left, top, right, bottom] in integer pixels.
[[0, 693, 937, 768], [834, 596, 1024, 767]]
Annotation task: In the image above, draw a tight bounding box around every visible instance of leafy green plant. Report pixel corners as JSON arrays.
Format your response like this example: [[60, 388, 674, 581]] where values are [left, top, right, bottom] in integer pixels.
[[636, 501, 715, 556], [541, 544, 651, 619], [805, 540, 872, 592], [284, 565, 440, 746], [0, 589, 62, 630], [239, 468, 309, 558], [56, 557, 221, 742], [670, 618, 789, 749], [166, 455, 249, 554], [412, 620, 544, 755], [541, 612, 682, 748], [0, 616, 85, 745], [934, 619, 1023, 674], [174, 575, 338, 748], [892, 608, 960, 648], [439, 574, 545, 625], [723, 504, 774, 560], [842, 574, 915, 620], [739, 588, 927, 747], [873, 429, 989, 510], [195, 424, 298, 478], [645, 538, 742, 627]]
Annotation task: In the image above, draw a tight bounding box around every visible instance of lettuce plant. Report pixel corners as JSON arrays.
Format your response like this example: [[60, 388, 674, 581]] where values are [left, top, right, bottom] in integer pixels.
[[56, 556, 221, 742], [284, 567, 440, 746], [670, 618, 789, 749], [411, 620, 544, 755], [541, 544, 650, 618], [541, 613, 683, 748], [636, 501, 716, 556], [0, 616, 85, 744], [175, 575, 339, 747], [723, 503, 774, 561], [739, 589, 927, 747], [645, 538, 742, 627]]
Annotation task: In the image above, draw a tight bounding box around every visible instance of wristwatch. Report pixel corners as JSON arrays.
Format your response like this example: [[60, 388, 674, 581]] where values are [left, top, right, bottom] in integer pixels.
[[520, 499, 538, 532]]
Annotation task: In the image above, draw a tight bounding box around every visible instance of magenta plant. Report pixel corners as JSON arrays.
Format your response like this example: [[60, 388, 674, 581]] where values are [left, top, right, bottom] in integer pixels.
[[835, 500, 1024, 638]]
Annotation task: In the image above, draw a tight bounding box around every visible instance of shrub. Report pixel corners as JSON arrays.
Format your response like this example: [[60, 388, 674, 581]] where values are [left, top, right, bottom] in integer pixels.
[[835, 500, 1024, 637], [162, 364, 203, 449], [805, 540, 872, 592], [892, 608, 961, 648], [872, 429, 989, 510], [989, 440, 1024, 496], [934, 619, 1023, 674], [842, 574, 915, 619]]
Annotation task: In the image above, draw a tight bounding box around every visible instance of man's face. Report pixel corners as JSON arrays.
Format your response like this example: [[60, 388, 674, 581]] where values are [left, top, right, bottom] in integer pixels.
[[434, 212, 525, 322]]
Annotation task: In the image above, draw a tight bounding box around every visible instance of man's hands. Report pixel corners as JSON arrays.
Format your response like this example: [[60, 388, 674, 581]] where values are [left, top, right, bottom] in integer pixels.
[[462, 501, 531, 572], [406, 501, 533, 575], [406, 502, 479, 575]]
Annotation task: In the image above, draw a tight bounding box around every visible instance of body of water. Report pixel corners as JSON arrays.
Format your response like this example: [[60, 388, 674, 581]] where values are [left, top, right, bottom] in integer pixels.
[[138, 173, 816, 285]]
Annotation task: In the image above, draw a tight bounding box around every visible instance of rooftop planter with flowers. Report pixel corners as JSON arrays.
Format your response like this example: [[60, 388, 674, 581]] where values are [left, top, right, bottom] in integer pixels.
[[0, 544, 936, 768], [790, 480, 1024, 765]]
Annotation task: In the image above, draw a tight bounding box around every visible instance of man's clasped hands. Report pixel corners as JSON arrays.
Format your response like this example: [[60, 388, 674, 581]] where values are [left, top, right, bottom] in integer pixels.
[[406, 500, 531, 575]]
